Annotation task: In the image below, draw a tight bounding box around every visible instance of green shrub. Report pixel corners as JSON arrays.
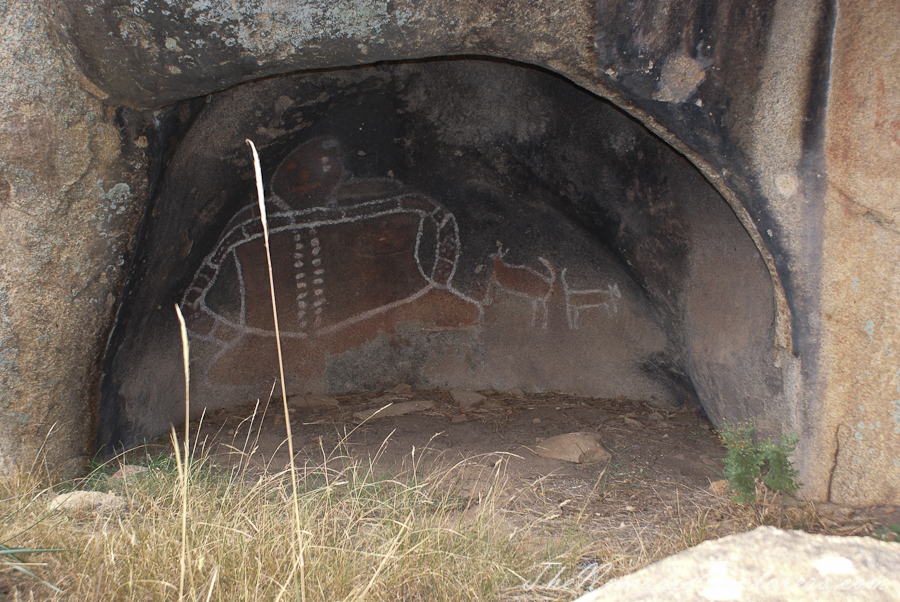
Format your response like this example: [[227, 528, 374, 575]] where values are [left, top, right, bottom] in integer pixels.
[[720, 424, 800, 503]]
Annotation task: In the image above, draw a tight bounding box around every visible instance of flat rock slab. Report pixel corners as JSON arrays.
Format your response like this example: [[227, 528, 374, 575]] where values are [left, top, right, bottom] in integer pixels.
[[575, 526, 900, 602], [353, 400, 435, 421], [291, 393, 340, 409], [48, 491, 126, 513], [535, 432, 611, 463], [450, 389, 487, 409]]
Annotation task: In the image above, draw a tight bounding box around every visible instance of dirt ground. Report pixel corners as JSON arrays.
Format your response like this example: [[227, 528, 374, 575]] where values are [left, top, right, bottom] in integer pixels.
[[167, 387, 899, 545]]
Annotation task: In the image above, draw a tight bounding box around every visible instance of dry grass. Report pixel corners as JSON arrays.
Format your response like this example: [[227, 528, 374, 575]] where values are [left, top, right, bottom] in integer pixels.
[[0, 430, 850, 602], [0, 443, 584, 601]]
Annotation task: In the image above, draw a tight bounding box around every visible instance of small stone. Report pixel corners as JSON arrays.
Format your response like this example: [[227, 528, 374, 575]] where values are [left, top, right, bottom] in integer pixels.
[[534, 432, 611, 464], [110, 465, 148, 481], [389, 383, 413, 394], [532, 418, 542, 425], [648, 412, 664, 421], [291, 393, 340, 409], [353, 400, 434, 421], [709, 479, 730, 495], [508, 388, 526, 398], [450, 389, 487, 409], [48, 491, 126, 513]]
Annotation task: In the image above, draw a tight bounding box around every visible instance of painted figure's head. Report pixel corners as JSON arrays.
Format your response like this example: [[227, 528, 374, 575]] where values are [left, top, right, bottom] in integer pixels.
[[271, 137, 342, 208]]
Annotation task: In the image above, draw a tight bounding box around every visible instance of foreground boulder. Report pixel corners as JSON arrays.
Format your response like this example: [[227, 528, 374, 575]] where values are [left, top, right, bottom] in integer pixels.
[[576, 527, 900, 602]]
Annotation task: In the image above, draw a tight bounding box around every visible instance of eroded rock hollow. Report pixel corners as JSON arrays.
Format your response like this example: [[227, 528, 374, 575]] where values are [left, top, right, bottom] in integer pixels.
[[100, 60, 777, 452]]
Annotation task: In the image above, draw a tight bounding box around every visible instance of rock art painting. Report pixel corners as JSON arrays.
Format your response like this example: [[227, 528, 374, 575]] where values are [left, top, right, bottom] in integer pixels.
[[481, 247, 622, 331], [180, 137, 482, 388], [561, 268, 622, 330], [484, 245, 557, 329], [180, 137, 625, 393]]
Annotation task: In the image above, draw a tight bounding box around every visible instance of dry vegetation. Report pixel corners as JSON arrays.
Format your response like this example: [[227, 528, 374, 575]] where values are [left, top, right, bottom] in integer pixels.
[[0, 430, 846, 602], [1, 441, 584, 601]]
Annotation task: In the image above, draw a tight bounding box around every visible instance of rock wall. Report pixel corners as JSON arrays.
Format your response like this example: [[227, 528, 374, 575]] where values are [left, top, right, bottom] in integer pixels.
[[0, 0, 148, 474], [820, 0, 900, 505]]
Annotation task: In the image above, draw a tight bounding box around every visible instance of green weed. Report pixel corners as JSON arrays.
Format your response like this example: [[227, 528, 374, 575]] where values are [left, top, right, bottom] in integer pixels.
[[871, 523, 900, 543], [719, 423, 800, 504]]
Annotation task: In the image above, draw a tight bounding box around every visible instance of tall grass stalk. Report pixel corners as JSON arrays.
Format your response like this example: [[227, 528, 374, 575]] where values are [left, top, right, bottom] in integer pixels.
[[174, 304, 191, 601], [247, 138, 306, 601]]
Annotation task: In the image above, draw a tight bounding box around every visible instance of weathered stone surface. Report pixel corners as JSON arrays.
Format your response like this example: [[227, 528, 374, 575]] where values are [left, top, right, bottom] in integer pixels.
[[43, 3, 808, 453], [0, 0, 148, 475], [819, 0, 900, 505], [45, 0, 597, 108], [535, 433, 611, 464], [575, 527, 900, 601], [105, 60, 754, 448]]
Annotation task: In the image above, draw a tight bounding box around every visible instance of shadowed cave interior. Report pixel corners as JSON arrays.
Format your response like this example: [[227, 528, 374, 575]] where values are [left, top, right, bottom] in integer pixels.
[[99, 58, 779, 453]]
